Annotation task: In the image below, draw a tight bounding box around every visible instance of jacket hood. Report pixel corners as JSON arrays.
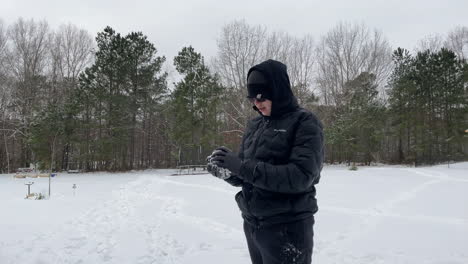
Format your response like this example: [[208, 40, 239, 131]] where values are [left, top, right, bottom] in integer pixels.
[[247, 59, 299, 118]]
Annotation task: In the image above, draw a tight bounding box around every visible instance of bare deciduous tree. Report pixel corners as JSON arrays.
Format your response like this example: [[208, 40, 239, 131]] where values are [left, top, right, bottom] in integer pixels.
[[0, 81, 12, 173], [50, 23, 94, 82], [0, 19, 7, 70], [444, 26, 468, 60], [212, 20, 268, 137], [7, 18, 50, 112], [47, 24, 94, 170], [7, 18, 50, 81], [285, 34, 316, 106], [213, 20, 318, 138], [416, 34, 444, 53], [6, 18, 51, 167], [213, 20, 267, 90], [264, 31, 292, 65], [316, 22, 392, 106], [0, 19, 12, 172]]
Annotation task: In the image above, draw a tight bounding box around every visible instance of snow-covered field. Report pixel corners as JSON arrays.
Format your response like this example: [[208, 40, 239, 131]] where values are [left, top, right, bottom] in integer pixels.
[[1, 163, 467, 264]]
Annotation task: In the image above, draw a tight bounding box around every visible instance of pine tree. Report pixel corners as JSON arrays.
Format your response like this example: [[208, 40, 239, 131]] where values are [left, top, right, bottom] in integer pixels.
[[388, 48, 416, 163], [388, 47, 468, 165], [76, 27, 167, 171], [30, 104, 65, 170], [434, 49, 468, 162], [124, 32, 167, 169], [172, 46, 223, 165], [346, 72, 385, 165], [327, 72, 384, 165]]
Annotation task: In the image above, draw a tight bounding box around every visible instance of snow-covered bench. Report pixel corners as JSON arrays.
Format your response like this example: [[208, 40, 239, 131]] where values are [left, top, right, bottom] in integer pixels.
[[175, 165, 207, 175]]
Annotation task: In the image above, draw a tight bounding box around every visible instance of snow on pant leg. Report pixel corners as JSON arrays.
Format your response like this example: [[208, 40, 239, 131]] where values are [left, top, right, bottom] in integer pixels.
[[252, 217, 314, 264], [244, 221, 264, 264]]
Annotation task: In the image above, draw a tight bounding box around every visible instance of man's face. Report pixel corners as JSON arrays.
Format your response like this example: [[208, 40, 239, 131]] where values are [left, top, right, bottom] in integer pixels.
[[254, 99, 272, 116]]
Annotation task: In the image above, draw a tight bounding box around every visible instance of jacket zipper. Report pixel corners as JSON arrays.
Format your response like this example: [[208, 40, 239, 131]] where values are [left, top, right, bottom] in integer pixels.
[[252, 117, 270, 158], [245, 117, 270, 224]]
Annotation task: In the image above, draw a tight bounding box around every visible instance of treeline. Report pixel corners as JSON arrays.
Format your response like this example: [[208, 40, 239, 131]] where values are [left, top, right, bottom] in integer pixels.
[[0, 18, 467, 172]]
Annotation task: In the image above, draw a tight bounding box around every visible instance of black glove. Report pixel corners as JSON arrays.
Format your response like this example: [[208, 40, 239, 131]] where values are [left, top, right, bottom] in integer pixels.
[[206, 154, 231, 180], [211, 146, 242, 175]]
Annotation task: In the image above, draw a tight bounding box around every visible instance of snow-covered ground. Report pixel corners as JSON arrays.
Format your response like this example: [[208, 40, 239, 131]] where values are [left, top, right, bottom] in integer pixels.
[[1, 163, 467, 264]]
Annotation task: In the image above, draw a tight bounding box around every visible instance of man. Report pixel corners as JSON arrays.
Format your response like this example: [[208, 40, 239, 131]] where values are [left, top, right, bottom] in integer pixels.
[[207, 59, 324, 264]]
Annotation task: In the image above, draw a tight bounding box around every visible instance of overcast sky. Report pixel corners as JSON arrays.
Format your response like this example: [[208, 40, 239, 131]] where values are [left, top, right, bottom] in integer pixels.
[[1, 0, 467, 65]]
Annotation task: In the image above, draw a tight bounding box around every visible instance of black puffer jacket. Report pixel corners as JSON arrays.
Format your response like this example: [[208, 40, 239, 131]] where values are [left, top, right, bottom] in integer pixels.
[[226, 60, 324, 227]]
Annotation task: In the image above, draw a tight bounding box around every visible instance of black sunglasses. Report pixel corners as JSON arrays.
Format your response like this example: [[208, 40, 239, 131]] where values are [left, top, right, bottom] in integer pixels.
[[247, 97, 267, 103]]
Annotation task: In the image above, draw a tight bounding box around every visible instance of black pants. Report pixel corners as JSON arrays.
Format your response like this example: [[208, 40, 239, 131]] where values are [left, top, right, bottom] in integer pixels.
[[243, 217, 314, 264]]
